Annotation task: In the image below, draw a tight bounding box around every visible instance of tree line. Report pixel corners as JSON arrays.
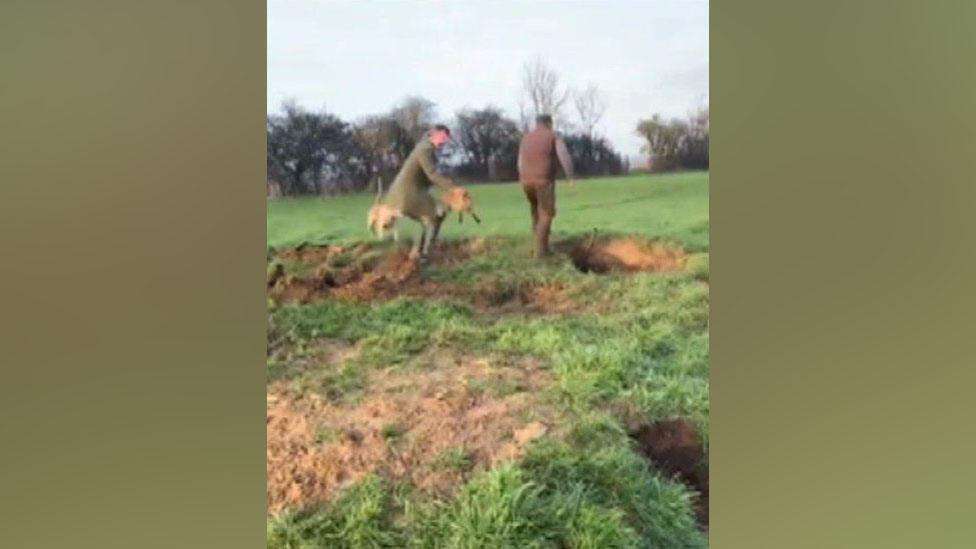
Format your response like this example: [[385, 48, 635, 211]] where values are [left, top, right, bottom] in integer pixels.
[[636, 106, 709, 173], [267, 98, 625, 197], [268, 59, 707, 196]]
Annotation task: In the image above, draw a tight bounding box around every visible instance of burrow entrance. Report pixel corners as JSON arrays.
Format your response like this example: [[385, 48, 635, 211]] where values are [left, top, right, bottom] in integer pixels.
[[630, 418, 709, 527], [268, 237, 688, 310], [569, 237, 689, 274]]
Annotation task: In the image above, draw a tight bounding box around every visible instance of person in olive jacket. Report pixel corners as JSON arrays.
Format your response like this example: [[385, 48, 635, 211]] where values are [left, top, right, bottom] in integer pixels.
[[369, 125, 460, 261]]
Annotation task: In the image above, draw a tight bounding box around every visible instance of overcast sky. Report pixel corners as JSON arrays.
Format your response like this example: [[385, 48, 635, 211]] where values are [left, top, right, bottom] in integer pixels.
[[268, 0, 708, 158]]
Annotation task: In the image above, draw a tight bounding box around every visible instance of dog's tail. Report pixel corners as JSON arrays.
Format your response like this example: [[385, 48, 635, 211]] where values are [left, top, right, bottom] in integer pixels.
[[374, 177, 384, 204]]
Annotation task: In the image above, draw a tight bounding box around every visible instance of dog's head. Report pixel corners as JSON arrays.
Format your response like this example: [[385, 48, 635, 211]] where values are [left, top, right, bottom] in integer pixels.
[[442, 187, 481, 223], [367, 204, 402, 239]]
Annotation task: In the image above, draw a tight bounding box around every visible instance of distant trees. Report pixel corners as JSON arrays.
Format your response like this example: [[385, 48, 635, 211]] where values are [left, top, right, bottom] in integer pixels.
[[453, 107, 522, 181], [391, 96, 437, 147], [353, 97, 440, 191], [268, 73, 630, 196], [266, 102, 368, 196], [636, 106, 709, 172], [562, 133, 624, 177]]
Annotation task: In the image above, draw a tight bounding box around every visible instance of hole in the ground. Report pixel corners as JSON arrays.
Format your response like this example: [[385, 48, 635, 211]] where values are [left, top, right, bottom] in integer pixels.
[[630, 418, 708, 527], [570, 237, 688, 274]]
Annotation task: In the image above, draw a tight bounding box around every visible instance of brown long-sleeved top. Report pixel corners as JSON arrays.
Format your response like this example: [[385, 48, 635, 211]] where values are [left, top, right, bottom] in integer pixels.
[[518, 126, 575, 183]]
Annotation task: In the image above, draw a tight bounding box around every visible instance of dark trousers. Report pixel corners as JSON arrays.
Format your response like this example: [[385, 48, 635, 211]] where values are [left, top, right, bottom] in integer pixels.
[[521, 179, 556, 257]]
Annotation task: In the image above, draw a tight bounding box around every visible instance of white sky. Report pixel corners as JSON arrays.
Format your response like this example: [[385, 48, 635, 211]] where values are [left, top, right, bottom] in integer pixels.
[[268, 0, 708, 158]]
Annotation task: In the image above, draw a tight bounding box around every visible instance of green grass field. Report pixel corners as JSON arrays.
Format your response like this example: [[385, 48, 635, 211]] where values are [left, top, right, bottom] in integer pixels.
[[268, 172, 708, 252], [267, 172, 709, 548]]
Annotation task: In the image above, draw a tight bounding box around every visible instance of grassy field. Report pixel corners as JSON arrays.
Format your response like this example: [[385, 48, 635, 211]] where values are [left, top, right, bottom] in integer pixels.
[[266, 172, 709, 548], [267, 172, 709, 251]]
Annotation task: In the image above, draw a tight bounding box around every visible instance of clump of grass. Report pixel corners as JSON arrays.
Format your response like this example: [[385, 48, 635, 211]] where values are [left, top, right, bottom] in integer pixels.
[[403, 465, 556, 547], [432, 447, 473, 472], [519, 440, 706, 548], [381, 422, 405, 440], [267, 447, 704, 548], [290, 360, 367, 404], [465, 375, 525, 399], [405, 445, 705, 548], [314, 425, 337, 445], [687, 252, 709, 282], [267, 476, 399, 548]]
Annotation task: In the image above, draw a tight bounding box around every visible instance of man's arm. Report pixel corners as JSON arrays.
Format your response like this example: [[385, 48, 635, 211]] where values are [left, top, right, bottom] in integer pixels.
[[554, 138, 575, 180], [418, 146, 456, 190]]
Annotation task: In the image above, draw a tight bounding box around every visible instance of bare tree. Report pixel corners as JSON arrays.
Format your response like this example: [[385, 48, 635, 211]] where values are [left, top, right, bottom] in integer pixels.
[[517, 95, 530, 132], [636, 106, 709, 172], [519, 57, 571, 130], [266, 102, 367, 196], [573, 83, 607, 139], [392, 96, 437, 142]]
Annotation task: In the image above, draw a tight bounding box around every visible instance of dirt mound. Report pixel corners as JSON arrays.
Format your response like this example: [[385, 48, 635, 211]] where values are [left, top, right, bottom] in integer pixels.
[[267, 352, 555, 514], [275, 242, 347, 264], [571, 238, 688, 274], [267, 239, 577, 314], [630, 418, 708, 526]]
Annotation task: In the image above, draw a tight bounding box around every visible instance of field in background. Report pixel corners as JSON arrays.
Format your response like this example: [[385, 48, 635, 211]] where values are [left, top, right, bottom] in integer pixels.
[[267, 172, 710, 547], [267, 172, 709, 251]]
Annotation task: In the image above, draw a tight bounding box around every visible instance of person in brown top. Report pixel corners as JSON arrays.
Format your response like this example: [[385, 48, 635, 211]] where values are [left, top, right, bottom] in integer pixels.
[[518, 114, 575, 258]]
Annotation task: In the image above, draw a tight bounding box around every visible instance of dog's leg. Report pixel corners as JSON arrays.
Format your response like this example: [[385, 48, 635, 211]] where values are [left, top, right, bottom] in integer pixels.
[[427, 211, 446, 255], [411, 224, 426, 260]]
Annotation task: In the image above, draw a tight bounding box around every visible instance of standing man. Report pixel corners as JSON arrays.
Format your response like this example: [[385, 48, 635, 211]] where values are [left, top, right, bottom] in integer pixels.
[[518, 114, 575, 258]]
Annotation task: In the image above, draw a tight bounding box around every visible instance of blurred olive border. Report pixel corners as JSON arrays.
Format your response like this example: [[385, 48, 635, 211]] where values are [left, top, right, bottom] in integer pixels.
[[711, 2, 976, 547], [2, 1, 975, 547], [2, 1, 267, 547]]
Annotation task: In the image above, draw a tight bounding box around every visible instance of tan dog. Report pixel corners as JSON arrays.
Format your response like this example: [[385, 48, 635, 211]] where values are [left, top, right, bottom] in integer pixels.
[[441, 187, 481, 224], [367, 178, 403, 241], [367, 203, 402, 241]]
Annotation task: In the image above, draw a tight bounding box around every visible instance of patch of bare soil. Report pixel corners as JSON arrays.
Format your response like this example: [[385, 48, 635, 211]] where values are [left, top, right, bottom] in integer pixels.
[[469, 279, 576, 314], [570, 237, 688, 274], [266, 351, 555, 515], [630, 418, 709, 526], [267, 239, 578, 314], [274, 242, 348, 264]]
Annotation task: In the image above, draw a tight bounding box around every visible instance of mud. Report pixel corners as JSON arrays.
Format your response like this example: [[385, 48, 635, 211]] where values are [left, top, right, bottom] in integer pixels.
[[267, 351, 556, 514], [275, 242, 347, 264], [630, 418, 709, 526], [268, 239, 577, 314], [570, 237, 688, 274]]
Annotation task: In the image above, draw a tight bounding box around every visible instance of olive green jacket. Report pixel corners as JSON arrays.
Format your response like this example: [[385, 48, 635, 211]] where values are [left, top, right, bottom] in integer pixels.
[[383, 139, 456, 219]]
